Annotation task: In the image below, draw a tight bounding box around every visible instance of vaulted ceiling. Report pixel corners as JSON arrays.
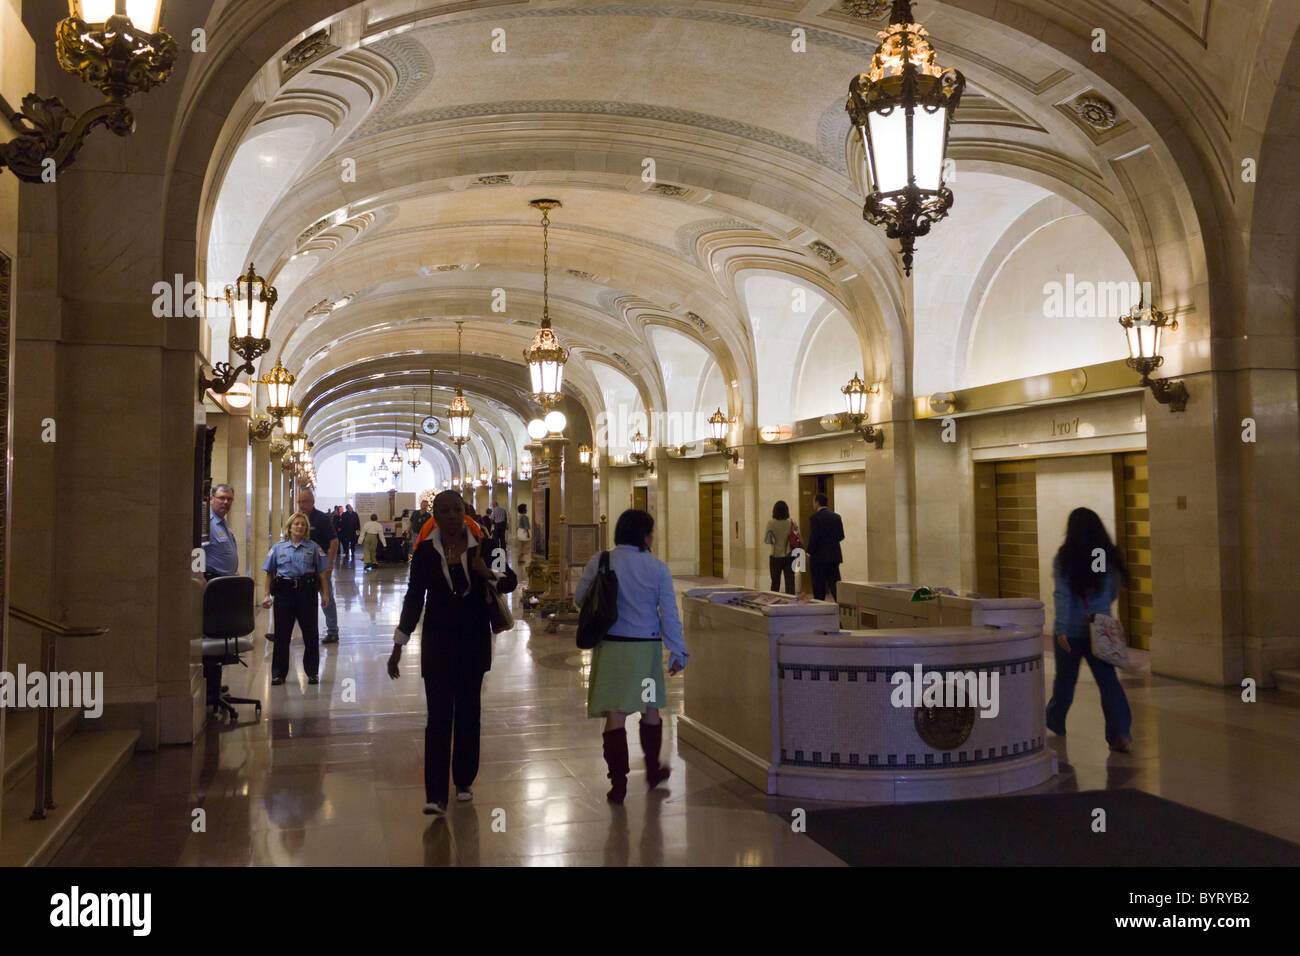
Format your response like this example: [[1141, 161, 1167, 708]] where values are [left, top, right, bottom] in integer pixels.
[[197, 0, 1241, 466]]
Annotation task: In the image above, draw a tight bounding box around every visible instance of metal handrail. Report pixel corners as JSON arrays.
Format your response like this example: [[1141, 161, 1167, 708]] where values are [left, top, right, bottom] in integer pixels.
[[9, 604, 108, 637], [6, 604, 108, 820]]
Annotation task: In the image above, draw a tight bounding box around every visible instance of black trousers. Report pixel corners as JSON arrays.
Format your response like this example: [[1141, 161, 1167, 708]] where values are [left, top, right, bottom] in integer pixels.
[[769, 555, 795, 594], [423, 662, 486, 804], [272, 586, 319, 680], [811, 562, 839, 602], [340, 535, 356, 559]]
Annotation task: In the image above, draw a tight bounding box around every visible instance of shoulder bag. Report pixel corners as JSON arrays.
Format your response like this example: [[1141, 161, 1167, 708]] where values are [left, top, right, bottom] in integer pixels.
[[787, 520, 803, 551], [576, 551, 619, 650], [485, 580, 514, 634], [1086, 592, 1128, 668]]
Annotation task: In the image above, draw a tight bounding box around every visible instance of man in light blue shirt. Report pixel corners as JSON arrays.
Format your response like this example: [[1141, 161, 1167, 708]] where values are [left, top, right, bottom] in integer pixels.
[[204, 483, 239, 579]]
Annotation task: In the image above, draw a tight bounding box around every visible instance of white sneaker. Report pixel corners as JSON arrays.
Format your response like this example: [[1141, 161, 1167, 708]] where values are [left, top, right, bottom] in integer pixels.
[[423, 802, 446, 816], [456, 788, 473, 803]]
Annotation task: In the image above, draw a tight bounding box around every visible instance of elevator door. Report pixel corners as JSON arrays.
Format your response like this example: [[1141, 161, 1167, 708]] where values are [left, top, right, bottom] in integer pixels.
[[1114, 451, 1152, 650], [698, 482, 724, 578], [992, 460, 1040, 600], [632, 486, 648, 512], [797, 474, 835, 594]]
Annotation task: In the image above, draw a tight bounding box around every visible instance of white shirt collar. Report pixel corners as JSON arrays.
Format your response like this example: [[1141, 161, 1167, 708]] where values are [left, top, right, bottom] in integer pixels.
[[428, 527, 474, 595]]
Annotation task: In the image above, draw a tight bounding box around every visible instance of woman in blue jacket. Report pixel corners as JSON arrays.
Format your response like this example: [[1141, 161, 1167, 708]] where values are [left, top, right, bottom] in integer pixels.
[[574, 509, 689, 804], [1045, 507, 1133, 752]]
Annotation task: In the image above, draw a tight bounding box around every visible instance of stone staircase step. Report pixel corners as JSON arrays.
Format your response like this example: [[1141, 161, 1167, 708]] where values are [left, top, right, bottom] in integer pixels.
[[0, 729, 139, 866], [1274, 668, 1300, 696], [2, 709, 81, 793]]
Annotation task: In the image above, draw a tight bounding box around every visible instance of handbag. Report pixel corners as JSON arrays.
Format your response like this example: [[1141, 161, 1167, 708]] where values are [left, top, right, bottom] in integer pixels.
[[576, 551, 619, 650], [516, 526, 530, 542], [485, 580, 514, 634], [787, 521, 802, 551], [1086, 593, 1128, 668]]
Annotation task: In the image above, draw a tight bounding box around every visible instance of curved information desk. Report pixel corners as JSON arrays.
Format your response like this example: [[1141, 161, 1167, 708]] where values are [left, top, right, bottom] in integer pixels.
[[676, 588, 1055, 802]]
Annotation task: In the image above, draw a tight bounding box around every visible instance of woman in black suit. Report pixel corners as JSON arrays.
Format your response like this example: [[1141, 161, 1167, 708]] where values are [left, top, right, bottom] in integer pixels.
[[387, 491, 517, 815]]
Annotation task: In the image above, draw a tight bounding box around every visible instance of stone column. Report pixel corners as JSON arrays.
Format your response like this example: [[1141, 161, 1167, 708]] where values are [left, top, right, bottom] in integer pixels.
[[724, 439, 762, 588], [250, 436, 271, 575], [538, 434, 570, 613]]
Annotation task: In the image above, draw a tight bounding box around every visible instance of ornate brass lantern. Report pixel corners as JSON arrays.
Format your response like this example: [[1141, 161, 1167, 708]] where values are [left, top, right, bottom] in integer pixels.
[[523, 199, 570, 410], [260, 359, 295, 419], [496, 464, 508, 483], [840, 373, 885, 447], [0, 1, 177, 182], [577, 444, 592, 466], [200, 263, 278, 398], [447, 321, 474, 447], [706, 408, 740, 463], [390, 443, 403, 467], [406, 432, 423, 469], [1120, 304, 1188, 412], [846, 0, 965, 275]]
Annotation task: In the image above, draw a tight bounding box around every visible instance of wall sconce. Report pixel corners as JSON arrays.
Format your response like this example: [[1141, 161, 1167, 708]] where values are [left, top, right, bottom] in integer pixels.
[[1120, 304, 1188, 413], [496, 464, 509, 483], [706, 408, 740, 462], [928, 392, 957, 414], [0, 1, 177, 183], [840, 372, 885, 447], [199, 263, 277, 398], [630, 431, 655, 473], [577, 444, 592, 466]]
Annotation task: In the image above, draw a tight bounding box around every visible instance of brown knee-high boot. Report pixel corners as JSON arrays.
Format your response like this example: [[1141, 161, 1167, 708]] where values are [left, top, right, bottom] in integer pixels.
[[640, 720, 671, 789], [602, 729, 629, 804]]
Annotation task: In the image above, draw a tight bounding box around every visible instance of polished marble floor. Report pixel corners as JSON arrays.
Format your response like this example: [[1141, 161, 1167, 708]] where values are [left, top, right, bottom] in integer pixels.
[[51, 558, 1300, 865]]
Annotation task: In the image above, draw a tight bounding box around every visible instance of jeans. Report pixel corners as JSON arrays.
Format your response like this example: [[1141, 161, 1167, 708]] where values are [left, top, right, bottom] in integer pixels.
[[768, 555, 794, 594], [1046, 635, 1132, 743], [321, 566, 338, 635]]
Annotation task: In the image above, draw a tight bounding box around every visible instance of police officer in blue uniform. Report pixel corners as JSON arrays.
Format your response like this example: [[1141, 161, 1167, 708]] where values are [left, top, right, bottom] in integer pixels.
[[261, 511, 331, 685], [204, 484, 239, 579]]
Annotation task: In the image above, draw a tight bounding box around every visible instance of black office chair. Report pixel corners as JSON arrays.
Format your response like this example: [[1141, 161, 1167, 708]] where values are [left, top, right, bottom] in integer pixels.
[[201, 575, 262, 722]]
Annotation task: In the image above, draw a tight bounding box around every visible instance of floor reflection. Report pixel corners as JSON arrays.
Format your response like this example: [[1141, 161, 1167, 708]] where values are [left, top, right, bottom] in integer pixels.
[[49, 559, 1300, 865]]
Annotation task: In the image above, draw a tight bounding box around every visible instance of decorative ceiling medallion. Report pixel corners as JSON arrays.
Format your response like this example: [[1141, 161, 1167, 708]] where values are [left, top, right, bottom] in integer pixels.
[[649, 183, 688, 198], [809, 241, 843, 265], [686, 311, 707, 331], [567, 269, 596, 280], [473, 174, 512, 186], [282, 29, 337, 76], [914, 703, 977, 750], [1072, 94, 1118, 131], [838, 0, 891, 19]]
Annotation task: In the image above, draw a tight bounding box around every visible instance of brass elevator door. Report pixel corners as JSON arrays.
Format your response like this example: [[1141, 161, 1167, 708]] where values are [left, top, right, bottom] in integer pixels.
[[797, 474, 835, 594], [698, 482, 724, 577], [992, 460, 1040, 600], [1114, 452, 1152, 650], [632, 486, 648, 512]]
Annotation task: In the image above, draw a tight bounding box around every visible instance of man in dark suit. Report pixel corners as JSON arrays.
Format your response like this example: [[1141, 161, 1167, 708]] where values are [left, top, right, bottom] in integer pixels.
[[807, 492, 845, 602]]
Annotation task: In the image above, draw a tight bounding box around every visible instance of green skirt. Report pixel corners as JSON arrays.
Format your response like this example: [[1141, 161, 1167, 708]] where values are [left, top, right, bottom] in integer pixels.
[[587, 639, 666, 717]]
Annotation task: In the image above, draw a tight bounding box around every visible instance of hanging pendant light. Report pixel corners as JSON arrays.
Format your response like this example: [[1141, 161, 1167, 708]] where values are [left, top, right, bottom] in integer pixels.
[[524, 199, 570, 411], [405, 388, 423, 468], [447, 321, 474, 447], [846, 0, 965, 275], [259, 359, 295, 419]]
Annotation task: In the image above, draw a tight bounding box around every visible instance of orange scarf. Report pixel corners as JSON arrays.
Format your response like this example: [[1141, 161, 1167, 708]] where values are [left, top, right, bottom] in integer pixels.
[[415, 515, 482, 548]]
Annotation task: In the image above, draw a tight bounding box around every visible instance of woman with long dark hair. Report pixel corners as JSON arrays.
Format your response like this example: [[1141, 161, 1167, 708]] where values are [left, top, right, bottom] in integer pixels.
[[1045, 507, 1133, 752], [574, 509, 688, 804], [387, 491, 517, 815], [765, 500, 796, 594]]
